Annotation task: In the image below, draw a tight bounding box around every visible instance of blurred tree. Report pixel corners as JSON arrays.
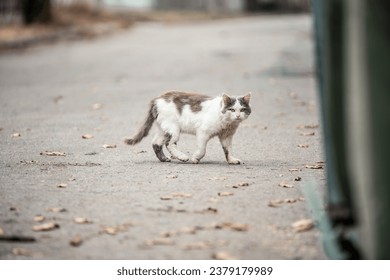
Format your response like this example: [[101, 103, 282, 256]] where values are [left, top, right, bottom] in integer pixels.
[[21, 0, 52, 24]]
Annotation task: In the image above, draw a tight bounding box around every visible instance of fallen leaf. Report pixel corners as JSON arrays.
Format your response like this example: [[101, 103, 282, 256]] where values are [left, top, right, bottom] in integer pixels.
[[217, 222, 249, 232], [102, 144, 117, 149], [218, 192, 234, 197], [0, 227, 4, 235], [196, 207, 218, 214], [278, 181, 294, 188], [40, 151, 66, 156], [46, 207, 67, 213], [300, 131, 315, 136], [208, 198, 219, 203], [212, 251, 236, 260], [171, 192, 192, 198], [74, 217, 92, 224], [144, 238, 174, 246], [208, 176, 227, 181], [82, 134, 94, 139], [292, 219, 314, 232], [32, 222, 60, 232], [92, 103, 103, 110], [160, 196, 173, 200], [69, 235, 83, 247], [12, 248, 32, 257], [298, 144, 309, 148], [11, 133, 21, 138], [57, 183, 67, 188], [228, 182, 250, 188], [101, 227, 119, 235], [268, 197, 305, 207], [288, 168, 301, 172], [184, 241, 212, 250], [135, 150, 147, 154], [305, 164, 324, 169], [294, 176, 302, 181], [179, 227, 197, 235], [33, 215, 45, 222], [166, 174, 178, 179]]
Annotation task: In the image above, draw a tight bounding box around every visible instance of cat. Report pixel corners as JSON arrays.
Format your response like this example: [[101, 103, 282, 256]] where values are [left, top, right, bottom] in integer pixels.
[[124, 91, 251, 164]]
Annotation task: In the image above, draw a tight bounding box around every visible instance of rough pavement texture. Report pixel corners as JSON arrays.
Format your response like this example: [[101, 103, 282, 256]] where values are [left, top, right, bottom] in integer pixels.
[[0, 15, 326, 259]]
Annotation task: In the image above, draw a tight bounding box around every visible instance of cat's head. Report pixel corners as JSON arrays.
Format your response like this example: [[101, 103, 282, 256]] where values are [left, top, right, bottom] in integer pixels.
[[221, 93, 251, 122]]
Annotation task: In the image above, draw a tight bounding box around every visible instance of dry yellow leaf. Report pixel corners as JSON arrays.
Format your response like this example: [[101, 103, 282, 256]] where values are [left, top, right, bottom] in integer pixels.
[[292, 219, 314, 232], [12, 248, 32, 256], [102, 144, 117, 149], [218, 192, 234, 197], [278, 181, 294, 188], [82, 134, 94, 139], [40, 151, 66, 156], [32, 222, 60, 232], [212, 251, 236, 260], [144, 238, 174, 246], [69, 235, 83, 247], [74, 217, 92, 224], [33, 215, 45, 222]]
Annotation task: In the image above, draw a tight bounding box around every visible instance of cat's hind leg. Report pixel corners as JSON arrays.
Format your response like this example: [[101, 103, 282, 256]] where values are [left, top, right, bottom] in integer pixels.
[[152, 128, 171, 162], [164, 129, 189, 162]]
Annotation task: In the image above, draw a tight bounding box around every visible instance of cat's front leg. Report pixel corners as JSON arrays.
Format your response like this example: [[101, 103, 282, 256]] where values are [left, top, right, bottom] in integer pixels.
[[191, 133, 210, 164], [219, 135, 241, 165]]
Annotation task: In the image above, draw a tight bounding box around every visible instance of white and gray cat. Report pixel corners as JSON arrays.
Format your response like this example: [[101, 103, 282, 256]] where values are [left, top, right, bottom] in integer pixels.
[[124, 91, 251, 164]]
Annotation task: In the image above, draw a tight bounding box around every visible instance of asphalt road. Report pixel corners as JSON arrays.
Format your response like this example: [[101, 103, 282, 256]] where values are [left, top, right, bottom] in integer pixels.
[[0, 14, 326, 259]]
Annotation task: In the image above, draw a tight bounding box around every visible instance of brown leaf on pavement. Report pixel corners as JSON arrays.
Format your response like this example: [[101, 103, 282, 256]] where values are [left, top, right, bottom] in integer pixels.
[[33, 215, 45, 222], [92, 103, 103, 110], [268, 197, 305, 207], [46, 207, 67, 213], [294, 176, 302, 181], [12, 248, 33, 257], [300, 131, 315, 136], [69, 235, 83, 247], [228, 182, 250, 188], [11, 133, 21, 138], [74, 217, 92, 224], [0, 227, 4, 235], [82, 134, 94, 139], [57, 183, 67, 188], [40, 151, 66, 156], [144, 238, 174, 246], [218, 192, 234, 197], [102, 144, 117, 148], [171, 192, 192, 198], [32, 222, 60, 232], [278, 181, 294, 188], [298, 144, 309, 148], [305, 164, 324, 169], [292, 219, 315, 232], [288, 168, 302, 172], [212, 251, 237, 260], [160, 196, 173, 200], [166, 174, 178, 179], [216, 222, 249, 232]]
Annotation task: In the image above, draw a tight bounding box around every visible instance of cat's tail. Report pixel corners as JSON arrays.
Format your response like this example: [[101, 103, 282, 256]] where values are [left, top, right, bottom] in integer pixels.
[[124, 102, 156, 145]]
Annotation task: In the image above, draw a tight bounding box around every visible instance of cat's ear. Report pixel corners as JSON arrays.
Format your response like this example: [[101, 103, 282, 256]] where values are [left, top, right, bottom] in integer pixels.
[[222, 93, 232, 105], [242, 93, 251, 104]]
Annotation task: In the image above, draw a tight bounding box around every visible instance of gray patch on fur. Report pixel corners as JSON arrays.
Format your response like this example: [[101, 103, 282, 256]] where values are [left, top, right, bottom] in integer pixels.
[[222, 146, 229, 160], [153, 144, 170, 162], [238, 97, 252, 115], [161, 91, 211, 114]]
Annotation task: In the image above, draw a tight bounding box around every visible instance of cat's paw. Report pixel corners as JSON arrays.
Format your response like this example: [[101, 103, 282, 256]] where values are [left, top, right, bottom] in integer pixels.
[[191, 157, 200, 164], [228, 157, 241, 165], [177, 155, 189, 162]]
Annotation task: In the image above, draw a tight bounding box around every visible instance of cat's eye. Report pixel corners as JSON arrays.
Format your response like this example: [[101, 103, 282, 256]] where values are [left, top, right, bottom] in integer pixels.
[[240, 108, 246, 112], [228, 108, 235, 112]]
